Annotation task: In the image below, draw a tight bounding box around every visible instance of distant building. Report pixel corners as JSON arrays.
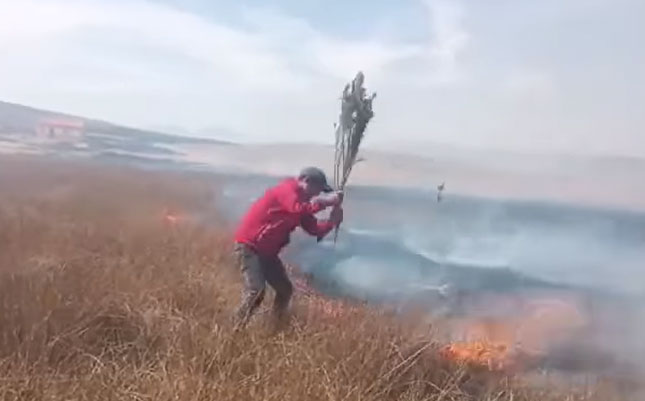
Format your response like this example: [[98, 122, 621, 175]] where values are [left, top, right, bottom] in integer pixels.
[[35, 117, 85, 142]]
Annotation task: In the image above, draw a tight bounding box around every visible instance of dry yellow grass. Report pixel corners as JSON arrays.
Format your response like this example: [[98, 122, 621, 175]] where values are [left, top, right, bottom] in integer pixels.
[[0, 156, 637, 400]]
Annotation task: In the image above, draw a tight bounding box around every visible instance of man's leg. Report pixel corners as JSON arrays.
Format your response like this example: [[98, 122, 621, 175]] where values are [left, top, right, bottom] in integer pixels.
[[263, 256, 294, 322], [233, 243, 266, 328]]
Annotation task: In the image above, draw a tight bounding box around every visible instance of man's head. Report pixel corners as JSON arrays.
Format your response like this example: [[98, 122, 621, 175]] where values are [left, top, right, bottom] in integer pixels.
[[297, 167, 333, 198]]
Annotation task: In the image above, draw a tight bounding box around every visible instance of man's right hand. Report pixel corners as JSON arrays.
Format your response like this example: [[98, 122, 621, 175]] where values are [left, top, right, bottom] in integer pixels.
[[317, 191, 343, 208]]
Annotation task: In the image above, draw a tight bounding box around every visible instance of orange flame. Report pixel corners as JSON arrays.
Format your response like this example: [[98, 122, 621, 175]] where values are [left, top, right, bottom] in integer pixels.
[[287, 263, 589, 373], [439, 296, 587, 372], [440, 340, 516, 371]]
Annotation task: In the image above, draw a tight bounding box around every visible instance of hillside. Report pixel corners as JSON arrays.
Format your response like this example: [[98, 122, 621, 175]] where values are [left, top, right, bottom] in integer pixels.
[[2, 100, 645, 212], [0, 101, 233, 163]]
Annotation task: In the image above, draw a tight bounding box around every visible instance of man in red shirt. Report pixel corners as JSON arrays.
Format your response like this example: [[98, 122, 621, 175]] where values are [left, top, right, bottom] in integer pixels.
[[233, 167, 344, 327]]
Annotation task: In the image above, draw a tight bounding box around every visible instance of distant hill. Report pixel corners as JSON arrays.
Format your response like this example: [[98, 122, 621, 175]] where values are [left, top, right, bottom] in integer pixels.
[[0, 100, 230, 146]]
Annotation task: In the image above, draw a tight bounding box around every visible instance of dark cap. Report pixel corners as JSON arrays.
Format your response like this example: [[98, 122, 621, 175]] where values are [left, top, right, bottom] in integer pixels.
[[298, 167, 333, 192]]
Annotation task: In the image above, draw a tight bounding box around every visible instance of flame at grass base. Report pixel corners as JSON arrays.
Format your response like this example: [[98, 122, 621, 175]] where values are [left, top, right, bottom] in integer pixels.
[[438, 297, 588, 373], [439, 341, 538, 372], [286, 264, 598, 374]]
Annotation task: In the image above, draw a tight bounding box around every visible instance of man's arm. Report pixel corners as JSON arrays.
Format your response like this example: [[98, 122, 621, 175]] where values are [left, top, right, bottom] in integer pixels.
[[275, 187, 325, 215], [300, 214, 336, 241], [275, 186, 341, 216]]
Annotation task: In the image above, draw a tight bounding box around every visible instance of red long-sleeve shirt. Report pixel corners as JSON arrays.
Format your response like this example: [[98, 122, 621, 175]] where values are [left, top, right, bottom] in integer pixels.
[[234, 178, 335, 257]]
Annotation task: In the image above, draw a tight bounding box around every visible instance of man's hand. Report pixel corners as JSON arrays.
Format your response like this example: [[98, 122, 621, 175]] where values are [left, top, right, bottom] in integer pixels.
[[317, 191, 343, 208], [329, 206, 343, 225]]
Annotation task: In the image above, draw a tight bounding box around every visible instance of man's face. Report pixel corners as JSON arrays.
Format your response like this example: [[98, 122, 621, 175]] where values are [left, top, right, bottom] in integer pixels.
[[301, 179, 324, 199]]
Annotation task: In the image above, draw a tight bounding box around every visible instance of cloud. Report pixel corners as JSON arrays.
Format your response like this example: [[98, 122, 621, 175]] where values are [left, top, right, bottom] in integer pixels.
[[0, 1, 94, 40], [2, 0, 641, 157], [0, 0, 300, 91], [1, 0, 469, 91], [239, 5, 441, 83], [423, 0, 470, 84], [0, 0, 472, 136], [505, 70, 557, 98]]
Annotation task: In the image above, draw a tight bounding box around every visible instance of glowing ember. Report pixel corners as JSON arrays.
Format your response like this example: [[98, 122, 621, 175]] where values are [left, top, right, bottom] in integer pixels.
[[165, 214, 179, 224], [162, 208, 183, 226]]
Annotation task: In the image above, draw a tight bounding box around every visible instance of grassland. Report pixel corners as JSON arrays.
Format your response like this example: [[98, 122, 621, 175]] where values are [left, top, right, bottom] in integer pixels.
[[0, 156, 636, 400]]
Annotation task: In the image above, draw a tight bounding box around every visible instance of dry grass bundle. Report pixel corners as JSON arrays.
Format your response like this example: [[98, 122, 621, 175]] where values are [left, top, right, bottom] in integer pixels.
[[332, 71, 377, 241], [333, 71, 376, 191]]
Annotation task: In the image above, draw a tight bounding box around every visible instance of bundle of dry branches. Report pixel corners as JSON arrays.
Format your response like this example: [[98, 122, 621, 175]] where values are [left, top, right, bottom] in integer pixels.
[[332, 71, 377, 241]]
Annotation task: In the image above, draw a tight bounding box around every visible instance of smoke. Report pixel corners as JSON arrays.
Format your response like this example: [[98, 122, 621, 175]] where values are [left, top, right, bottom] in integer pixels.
[[217, 173, 645, 378]]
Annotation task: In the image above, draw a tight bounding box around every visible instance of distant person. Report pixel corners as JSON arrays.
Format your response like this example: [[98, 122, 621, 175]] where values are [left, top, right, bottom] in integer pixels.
[[232, 167, 344, 328], [437, 182, 445, 203]]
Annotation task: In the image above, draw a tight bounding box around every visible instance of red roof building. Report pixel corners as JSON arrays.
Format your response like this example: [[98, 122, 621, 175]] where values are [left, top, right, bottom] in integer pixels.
[[35, 117, 85, 141]]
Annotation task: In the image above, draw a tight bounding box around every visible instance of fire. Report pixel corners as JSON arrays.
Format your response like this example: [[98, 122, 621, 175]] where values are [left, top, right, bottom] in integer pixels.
[[438, 296, 587, 372], [439, 340, 515, 371], [286, 263, 589, 373], [165, 214, 179, 224], [162, 208, 184, 226]]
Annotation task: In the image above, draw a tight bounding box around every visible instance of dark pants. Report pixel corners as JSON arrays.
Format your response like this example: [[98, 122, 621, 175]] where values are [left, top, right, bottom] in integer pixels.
[[233, 243, 293, 327]]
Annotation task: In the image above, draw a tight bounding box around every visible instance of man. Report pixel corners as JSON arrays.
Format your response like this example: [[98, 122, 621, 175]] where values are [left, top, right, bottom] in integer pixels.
[[233, 167, 344, 327]]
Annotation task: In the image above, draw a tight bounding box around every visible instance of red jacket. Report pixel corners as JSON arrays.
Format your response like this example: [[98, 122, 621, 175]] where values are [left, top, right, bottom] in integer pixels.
[[234, 178, 336, 257]]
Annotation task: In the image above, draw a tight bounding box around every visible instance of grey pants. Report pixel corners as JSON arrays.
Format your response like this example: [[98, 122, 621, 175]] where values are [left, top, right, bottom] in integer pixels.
[[233, 243, 294, 326]]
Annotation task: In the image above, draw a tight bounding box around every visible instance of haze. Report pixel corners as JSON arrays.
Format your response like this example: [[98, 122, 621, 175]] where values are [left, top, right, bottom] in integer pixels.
[[1, 0, 644, 158]]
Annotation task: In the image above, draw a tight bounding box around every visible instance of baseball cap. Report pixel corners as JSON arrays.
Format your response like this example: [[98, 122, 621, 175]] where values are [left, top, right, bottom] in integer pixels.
[[298, 166, 333, 192]]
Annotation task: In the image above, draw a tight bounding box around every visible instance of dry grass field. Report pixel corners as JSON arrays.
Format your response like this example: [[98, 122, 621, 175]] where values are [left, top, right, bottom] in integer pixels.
[[0, 156, 637, 400]]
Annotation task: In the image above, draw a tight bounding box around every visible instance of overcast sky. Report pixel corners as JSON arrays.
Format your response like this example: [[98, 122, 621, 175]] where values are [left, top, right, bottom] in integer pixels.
[[1, 0, 643, 157]]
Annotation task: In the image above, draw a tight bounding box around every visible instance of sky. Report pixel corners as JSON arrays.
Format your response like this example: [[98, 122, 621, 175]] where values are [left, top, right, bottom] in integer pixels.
[[1, 0, 644, 157]]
